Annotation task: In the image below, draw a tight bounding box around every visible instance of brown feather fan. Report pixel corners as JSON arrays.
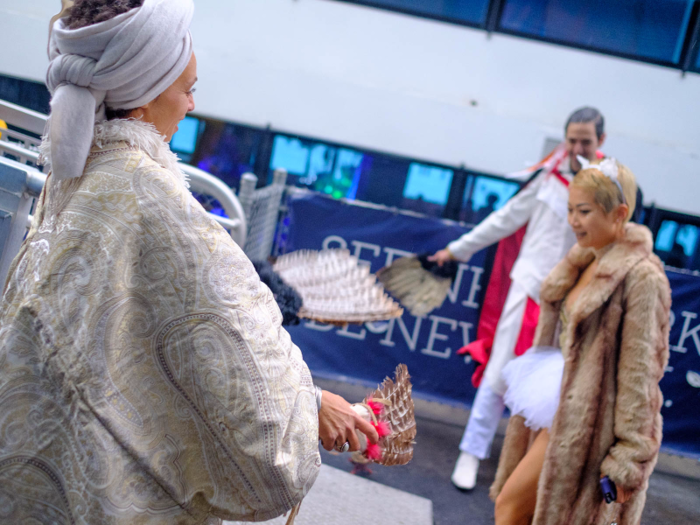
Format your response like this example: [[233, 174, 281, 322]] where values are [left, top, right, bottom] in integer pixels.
[[376, 256, 453, 317], [284, 366, 416, 524], [353, 364, 416, 466]]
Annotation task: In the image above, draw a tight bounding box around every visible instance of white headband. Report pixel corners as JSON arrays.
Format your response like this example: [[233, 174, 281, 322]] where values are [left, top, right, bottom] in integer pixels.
[[46, 0, 194, 180], [577, 156, 626, 204]]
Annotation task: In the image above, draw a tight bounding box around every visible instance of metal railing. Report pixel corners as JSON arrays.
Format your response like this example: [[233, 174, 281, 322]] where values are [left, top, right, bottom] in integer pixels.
[[238, 168, 288, 261], [0, 157, 44, 285], [179, 162, 247, 246], [0, 99, 43, 168], [0, 99, 248, 237]]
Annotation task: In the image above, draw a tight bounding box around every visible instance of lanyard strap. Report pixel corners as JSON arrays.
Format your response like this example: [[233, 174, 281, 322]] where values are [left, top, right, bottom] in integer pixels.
[[549, 156, 570, 187]]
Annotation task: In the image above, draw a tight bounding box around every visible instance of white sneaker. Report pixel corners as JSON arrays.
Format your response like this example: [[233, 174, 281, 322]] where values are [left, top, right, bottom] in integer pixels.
[[451, 451, 479, 490]]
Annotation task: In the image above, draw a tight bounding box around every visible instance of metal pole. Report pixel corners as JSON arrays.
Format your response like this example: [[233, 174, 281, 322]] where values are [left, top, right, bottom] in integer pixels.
[[0, 159, 44, 287], [257, 169, 288, 258], [238, 172, 258, 223]]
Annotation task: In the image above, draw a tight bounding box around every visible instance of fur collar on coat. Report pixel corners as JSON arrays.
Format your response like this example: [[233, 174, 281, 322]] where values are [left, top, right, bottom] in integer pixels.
[[39, 118, 189, 188], [491, 223, 671, 525], [541, 222, 653, 323]]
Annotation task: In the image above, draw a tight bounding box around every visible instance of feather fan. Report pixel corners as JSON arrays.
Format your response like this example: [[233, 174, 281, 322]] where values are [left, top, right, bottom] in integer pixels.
[[352, 364, 416, 466], [272, 249, 403, 324], [377, 254, 459, 317]]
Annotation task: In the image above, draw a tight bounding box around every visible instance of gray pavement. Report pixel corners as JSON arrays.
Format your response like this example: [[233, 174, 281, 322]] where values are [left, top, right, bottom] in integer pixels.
[[315, 376, 700, 525], [225, 465, 433, 525]]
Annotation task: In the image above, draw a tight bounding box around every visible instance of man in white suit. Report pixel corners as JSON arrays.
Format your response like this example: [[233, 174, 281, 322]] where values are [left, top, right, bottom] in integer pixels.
[[431, 107, 607, 490]]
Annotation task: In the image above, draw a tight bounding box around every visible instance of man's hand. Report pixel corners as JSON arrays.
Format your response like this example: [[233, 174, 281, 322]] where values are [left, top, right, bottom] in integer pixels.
[[427, 249, 454, 267], [318, 390, 379, 452]]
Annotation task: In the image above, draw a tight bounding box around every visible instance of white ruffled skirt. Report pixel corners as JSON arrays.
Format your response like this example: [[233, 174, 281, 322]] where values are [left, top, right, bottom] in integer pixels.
[[502, 346, 564, 431]]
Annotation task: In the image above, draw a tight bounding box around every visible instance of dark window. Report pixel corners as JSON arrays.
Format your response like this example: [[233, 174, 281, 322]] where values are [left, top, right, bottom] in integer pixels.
[[269, 135, 364, 200], [352, 153, 413, 208], [402, 162, 454, 211], [189, 119, 266, 192], [170, 116, 203, 162], [460, 174, 520, 224], [646, 206, 700, 271], [499, 0, 695, 65], [268, 133, 460, 217], [0, 74, 51, 115], [343, 0, 491, 26], [655, 220, 700, 270]]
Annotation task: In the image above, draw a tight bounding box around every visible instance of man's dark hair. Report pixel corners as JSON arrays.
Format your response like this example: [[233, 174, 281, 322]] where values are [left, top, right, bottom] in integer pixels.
[[565, 107, 605, 139], [67, 0, 145, 30]]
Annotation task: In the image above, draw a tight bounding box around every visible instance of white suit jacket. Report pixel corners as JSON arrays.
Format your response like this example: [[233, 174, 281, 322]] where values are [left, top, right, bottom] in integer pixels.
[[448, 157, 578, 302]]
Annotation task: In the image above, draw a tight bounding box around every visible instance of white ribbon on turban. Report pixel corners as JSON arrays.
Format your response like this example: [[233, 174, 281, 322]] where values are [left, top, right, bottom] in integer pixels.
[[46, 0, 194, 180]]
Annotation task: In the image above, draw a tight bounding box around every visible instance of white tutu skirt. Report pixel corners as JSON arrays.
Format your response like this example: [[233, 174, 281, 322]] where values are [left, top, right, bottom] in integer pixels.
[[502, 347, 564, 431]]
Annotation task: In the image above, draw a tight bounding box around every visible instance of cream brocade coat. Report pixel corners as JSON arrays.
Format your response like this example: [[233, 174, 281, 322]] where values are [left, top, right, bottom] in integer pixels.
[[0, 121, 321, 524]]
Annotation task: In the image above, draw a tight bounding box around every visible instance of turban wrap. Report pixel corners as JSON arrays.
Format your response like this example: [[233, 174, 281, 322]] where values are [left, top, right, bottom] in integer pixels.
[[46, 0, 194, 180]]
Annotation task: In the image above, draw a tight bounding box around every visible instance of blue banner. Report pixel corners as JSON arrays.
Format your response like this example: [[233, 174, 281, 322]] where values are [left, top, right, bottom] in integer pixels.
[[282, 191, 700, 458], [283, 192, 486, 406], [662, 269, 700, 458]]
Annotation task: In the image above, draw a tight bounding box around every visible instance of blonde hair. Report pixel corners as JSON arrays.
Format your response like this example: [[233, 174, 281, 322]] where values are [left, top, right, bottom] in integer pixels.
[[571, 161, 637, 222]]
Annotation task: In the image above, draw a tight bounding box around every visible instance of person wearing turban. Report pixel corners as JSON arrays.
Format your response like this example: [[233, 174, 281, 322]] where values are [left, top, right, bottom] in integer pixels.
[[0, 1, 376, 523]]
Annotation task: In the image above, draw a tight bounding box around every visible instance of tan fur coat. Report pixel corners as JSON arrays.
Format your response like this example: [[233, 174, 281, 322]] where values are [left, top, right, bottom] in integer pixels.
[[490, 223, 671, 525]]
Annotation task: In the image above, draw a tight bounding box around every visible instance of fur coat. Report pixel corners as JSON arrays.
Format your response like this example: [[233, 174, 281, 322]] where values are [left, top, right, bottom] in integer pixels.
[[490, 223, 671, 525]]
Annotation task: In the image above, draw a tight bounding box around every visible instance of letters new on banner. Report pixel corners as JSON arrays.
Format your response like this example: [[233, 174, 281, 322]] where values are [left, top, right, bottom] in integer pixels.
[[663, 269, 700, 458], [281, 191, 700, 458]]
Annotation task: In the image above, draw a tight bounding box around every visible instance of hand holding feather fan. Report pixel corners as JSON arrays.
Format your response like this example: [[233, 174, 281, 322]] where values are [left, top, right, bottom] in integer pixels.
[[283, 365, 416, 524], [349, 364, 416, 466], [377, 254, 459, 317]]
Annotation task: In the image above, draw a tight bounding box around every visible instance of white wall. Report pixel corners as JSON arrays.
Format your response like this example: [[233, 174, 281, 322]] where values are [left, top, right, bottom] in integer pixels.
[[2, 0, 699, 214]]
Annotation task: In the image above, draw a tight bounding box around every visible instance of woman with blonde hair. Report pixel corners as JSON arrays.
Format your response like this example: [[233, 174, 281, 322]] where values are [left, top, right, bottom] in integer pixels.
[[492, 158, 671, 525]]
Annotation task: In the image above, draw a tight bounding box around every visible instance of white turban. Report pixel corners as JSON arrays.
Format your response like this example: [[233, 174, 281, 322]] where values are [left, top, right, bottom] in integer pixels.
[[46, 0, 194, 180]]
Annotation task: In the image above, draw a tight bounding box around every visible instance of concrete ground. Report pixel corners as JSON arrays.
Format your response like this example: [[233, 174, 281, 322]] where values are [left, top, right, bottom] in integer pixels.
[[225, 465, 433, 525], [315, 376, 700, 525]]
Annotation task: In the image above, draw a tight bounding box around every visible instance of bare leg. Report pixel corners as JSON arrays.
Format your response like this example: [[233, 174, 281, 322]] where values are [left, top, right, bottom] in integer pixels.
[[494, 429, 549, 525]]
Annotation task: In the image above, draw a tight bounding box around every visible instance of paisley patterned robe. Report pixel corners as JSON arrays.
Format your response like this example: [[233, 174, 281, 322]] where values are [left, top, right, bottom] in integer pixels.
[[0, 120, 320, 524]]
